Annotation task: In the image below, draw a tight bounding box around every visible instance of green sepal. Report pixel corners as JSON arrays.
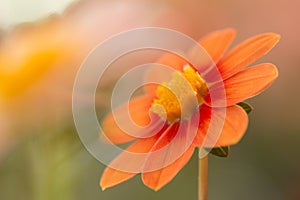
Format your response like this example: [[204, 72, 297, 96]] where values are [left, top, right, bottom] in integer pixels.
[[237, 102, 253, 114], [209, 146, 229, 157]]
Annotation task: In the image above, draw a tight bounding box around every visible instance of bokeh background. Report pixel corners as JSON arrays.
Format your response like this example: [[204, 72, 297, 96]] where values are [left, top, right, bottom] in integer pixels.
[[0, 0, 299, 200]]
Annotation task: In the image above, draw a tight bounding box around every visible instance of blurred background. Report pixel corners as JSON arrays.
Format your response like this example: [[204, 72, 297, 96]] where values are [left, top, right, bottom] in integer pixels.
[[0, 0, 299, 199]]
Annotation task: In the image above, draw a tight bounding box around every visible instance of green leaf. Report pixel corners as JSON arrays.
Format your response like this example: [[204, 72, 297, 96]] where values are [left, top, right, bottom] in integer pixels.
[[237, 102, 253, 114], [209, 146, 229, 157]]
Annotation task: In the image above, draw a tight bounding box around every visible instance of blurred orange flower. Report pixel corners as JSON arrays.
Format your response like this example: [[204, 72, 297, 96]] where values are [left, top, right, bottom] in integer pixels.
[[97, 29, 278, 190], [0, 0, 170, 158], [0, 17, 80, 98]]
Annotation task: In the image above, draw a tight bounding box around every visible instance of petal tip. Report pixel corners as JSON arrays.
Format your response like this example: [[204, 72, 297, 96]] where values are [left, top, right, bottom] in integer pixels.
[[214, 27, 236, 36], [223, 28, 236, 35], [99, 169, 118, 190], [152, 187, 161, 192], [263, 63, 279, 80], [99, 176, 117, 191], [263, 32, 281, 46], [221, 28, 236, 41], [101, 186, 106, 191], [269, 33, 281, 46], [100, 174, 110, 190], [272, 64, 279, 78], [142, 176, 164, 191], [100, 180, 107, 191], [271, 33, 281, 41]]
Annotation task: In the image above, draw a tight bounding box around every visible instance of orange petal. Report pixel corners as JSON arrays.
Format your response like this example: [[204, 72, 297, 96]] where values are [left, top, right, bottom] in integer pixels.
[[204, 63, 278, 107], [142, 146, 194, 191], [144, 53, 187, 96], [101, 95, 153, 144], [142, 119, 197, 190], [100, 168, 135, 191], [198, 28, 236, 63], [145, 29, 236, 96], [194, 105, 248, 147], [100, 129, 165, 190], [157, 53, 187, 71], [217, 33, 280, 79], [214, 105, 248, 146], [224, 63, 278, 106]]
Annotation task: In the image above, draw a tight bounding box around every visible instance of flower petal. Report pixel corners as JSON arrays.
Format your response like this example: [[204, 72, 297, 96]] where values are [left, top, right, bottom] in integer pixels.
[[204, 63, 278, 107], [142, 145, 194, 191], [142, 119, 197, 190], [100, 132, 163, 190], [101, 95, 153, 144], [193, 105, 248, 147], [217, 33, 280, 79], [198, 28, 236, 63], [144, 53, 187, 96], [157, 53, 187, 71], [145, 29, 236, 96], [224, 63, 278, 105], [100, 168, 135, 191]]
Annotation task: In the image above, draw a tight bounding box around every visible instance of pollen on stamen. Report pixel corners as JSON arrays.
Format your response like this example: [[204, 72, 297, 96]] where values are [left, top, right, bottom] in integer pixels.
[[151, 65, 208, 122]]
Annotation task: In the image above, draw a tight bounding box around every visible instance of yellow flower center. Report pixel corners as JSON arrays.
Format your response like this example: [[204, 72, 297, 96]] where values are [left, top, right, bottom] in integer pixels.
[[151, 65, 208, 122]]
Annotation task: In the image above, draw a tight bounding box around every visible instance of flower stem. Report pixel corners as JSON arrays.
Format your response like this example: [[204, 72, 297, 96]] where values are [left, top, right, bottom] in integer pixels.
[[198, 154, 208, 200]]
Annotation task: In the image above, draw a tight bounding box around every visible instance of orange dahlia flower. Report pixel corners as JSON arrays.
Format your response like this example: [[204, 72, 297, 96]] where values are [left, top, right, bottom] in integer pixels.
[[100, 28, 280, 191]]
